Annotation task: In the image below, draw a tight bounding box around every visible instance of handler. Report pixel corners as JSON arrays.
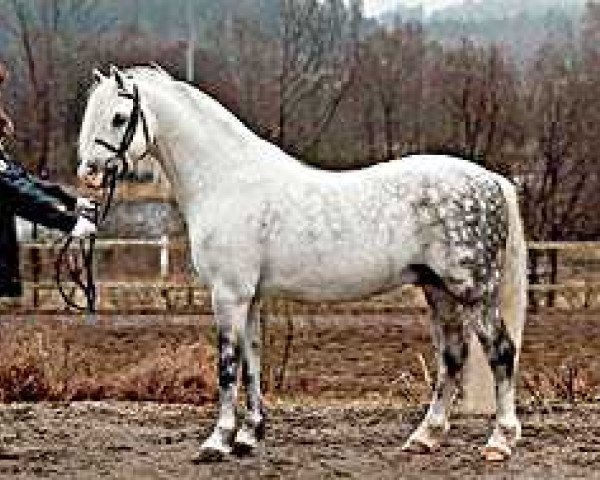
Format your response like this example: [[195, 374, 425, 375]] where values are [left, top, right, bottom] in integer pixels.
[[0, 61, 96, 298]]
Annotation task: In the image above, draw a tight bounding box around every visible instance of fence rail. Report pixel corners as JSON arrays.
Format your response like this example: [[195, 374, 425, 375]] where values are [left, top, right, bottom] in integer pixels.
[[8, 239, 600, 315]]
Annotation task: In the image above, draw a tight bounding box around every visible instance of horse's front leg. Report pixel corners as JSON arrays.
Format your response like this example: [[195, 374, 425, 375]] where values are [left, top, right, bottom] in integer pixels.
[[198, 286, 250, 460], [233, 297, 265, 454]]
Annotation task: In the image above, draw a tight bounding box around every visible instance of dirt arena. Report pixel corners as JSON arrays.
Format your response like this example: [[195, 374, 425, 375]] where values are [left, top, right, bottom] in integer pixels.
[[0, 401, 598, 479], [0, 312, 597, 478]]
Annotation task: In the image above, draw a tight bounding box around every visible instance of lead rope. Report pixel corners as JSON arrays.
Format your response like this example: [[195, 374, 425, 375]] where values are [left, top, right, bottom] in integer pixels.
[[54, 166, 118, 313], [55, 235, 96, 312], [55, 199, 99, 313]]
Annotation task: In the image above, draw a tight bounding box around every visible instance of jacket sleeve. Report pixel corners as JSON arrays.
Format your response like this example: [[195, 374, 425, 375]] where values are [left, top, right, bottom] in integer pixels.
[[28, 177, 77, 211], [0, 101, 14, 140], [0, 155, 77, 234]]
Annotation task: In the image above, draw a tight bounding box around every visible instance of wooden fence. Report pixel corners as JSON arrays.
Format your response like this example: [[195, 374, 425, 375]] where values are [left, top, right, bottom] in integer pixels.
[[6, 239, 600, 315], [527, 242, 600, 311]]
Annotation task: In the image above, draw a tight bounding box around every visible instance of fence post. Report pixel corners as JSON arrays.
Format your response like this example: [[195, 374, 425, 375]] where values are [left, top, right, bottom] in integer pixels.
[[160, 235, 169, 279], [528, 249, 539, 312]]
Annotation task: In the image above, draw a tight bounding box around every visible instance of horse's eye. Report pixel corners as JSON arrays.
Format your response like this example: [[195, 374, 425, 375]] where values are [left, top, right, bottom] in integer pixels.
[[112, 113, 127, 128]]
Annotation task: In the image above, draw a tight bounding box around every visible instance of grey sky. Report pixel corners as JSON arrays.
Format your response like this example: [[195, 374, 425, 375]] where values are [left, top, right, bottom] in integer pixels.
[[363, 0, 464, 16]]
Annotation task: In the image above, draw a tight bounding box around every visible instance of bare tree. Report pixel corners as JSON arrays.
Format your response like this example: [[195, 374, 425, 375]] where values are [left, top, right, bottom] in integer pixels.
[[2, 0, 106, 177], [275, 0, 360, 155], [518, 40, 600, 304], [437, 40, 523, 172], [224, 14, 280, 137], [522, 42, 599, 242], [581, 1, 600, 70], [358, 22, 425, 161]]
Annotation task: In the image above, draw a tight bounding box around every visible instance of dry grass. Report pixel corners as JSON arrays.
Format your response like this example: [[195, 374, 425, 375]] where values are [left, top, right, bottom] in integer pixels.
[[0, 321, 216, 404], [108, 341, 216, 404], [0, 312, 598, 406]]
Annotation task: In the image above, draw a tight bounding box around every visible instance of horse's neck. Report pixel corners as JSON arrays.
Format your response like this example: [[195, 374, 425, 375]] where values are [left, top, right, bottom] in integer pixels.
[[145, 81, 278, 214]]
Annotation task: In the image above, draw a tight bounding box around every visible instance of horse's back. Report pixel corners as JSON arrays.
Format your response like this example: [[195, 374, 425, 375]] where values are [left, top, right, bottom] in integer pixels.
[[372, 154, 498, 182], [277, 154, 504, 190]]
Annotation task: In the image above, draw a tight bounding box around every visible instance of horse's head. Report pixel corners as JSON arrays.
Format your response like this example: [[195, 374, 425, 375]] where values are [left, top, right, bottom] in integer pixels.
[[78, 65, 155, 188]]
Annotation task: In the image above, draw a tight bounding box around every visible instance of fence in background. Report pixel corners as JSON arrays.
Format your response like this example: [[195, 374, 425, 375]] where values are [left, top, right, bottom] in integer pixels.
[[527, 242, 600, 311], [7, 239, 600, 315]]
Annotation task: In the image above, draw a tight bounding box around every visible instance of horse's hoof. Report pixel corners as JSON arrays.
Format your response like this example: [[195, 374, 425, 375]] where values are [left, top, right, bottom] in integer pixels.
[[193, 444, 231, 463], [481, 445, 510, 462], [481, 423, 516, 462], [193, 430, 233, 463], [402, 436, 439, 454], [232, 426, 258, 456], [402, 419, 448, 454]]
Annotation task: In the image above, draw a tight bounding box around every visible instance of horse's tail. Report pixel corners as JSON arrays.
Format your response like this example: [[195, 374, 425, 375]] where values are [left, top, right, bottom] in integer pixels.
[[498, 178, 527, 359]]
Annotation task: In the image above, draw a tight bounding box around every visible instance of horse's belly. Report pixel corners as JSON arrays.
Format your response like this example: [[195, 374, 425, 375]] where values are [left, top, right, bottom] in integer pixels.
[[262, 248, 413, 301]]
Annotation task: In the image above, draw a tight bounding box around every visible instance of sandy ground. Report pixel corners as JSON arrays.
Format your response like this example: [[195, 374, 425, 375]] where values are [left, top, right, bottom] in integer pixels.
[[0, 401, 598, 479], [0, 312, 597, 478]]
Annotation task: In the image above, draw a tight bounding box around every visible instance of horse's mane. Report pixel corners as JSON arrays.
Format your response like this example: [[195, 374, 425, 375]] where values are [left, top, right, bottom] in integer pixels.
[[131, 68, 277, 149], [87, 65, 172, 100], [122, 66, 250, 136], [122, 65, 296, 164], [124, 65, 173, 83]]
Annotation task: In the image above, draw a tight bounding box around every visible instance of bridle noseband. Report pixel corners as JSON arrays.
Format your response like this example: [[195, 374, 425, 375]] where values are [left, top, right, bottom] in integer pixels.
[[55, 82, 152, 313]]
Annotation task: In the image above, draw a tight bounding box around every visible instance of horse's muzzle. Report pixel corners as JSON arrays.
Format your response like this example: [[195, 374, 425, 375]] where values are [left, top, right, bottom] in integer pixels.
[[81, 169, 105, 189]]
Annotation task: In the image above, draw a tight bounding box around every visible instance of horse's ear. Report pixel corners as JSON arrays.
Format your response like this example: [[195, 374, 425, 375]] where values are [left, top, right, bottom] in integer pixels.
[[110, 65, 125, 90], [150, 62, 168, 75], [92, 68, 105, 84]]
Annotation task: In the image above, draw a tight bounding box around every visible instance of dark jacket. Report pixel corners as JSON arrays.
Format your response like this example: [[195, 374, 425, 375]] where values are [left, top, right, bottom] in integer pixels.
[[0, 147, 78, 297]]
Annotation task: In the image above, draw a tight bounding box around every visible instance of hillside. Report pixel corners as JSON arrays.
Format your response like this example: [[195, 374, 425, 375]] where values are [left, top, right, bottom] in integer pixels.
[[380, 0, 590, 61]]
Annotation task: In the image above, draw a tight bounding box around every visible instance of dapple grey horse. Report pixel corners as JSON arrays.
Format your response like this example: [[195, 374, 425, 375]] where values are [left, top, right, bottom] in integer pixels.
[[77, 65, 527, 462]]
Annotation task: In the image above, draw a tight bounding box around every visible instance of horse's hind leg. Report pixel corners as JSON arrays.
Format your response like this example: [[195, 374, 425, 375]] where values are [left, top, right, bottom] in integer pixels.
[[233, 297, 265, 454], [475, 288, 521, 461], [403, 285, 469, 453]]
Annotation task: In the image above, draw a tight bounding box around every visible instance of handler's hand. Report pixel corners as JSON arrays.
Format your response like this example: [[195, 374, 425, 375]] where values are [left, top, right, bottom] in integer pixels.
[[76, 196, 98, 223], [76, 196, 96, 211], [70, 216, 97, 239]]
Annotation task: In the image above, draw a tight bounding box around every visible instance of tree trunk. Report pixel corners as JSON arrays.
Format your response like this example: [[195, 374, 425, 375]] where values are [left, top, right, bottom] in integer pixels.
[[383, 103, 394, 160]]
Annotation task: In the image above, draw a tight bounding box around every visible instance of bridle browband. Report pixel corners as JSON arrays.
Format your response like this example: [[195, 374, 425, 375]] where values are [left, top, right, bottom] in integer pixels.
[[55, 82, 152, 313]]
